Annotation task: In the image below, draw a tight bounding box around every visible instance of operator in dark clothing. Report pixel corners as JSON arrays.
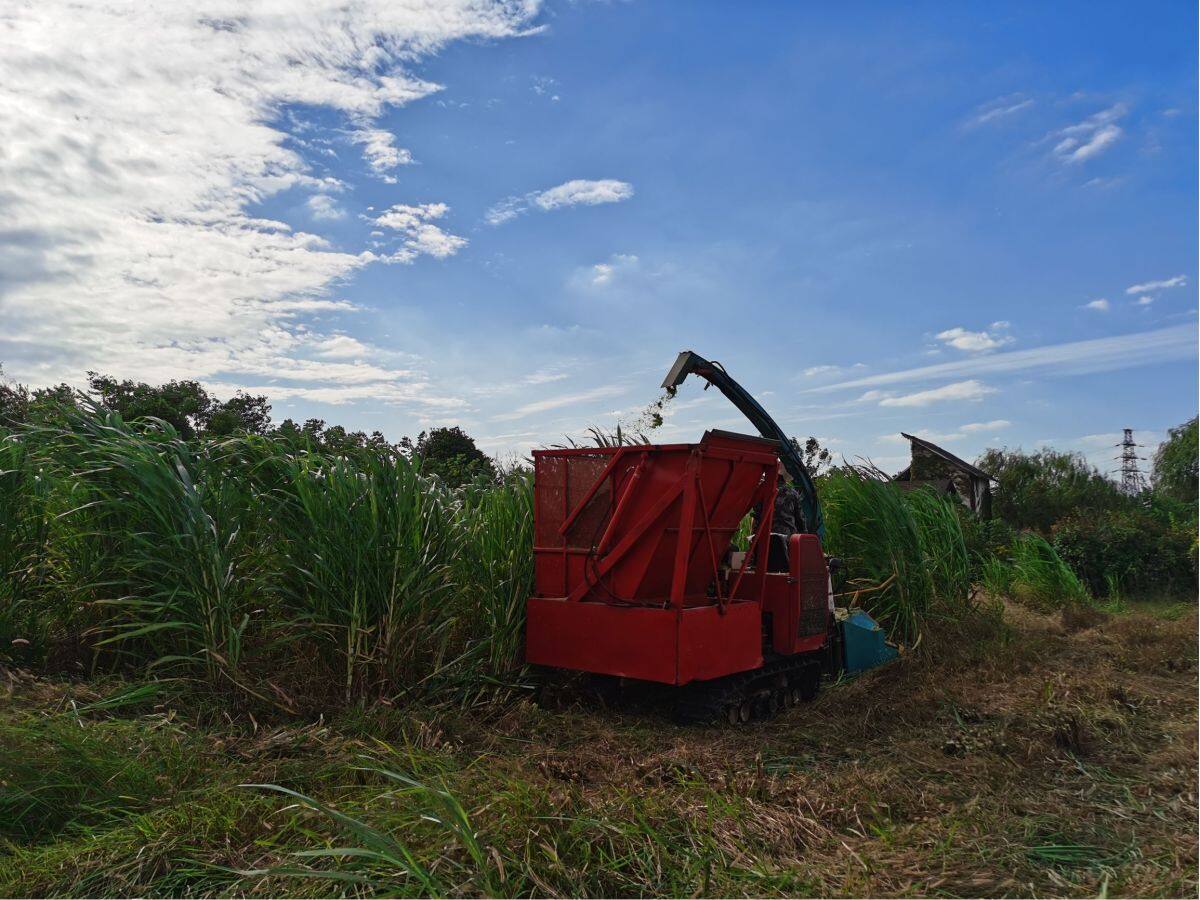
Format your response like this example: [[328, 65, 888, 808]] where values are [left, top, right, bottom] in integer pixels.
[[753, 463, 808, 571], [771, 478, 807, 536]]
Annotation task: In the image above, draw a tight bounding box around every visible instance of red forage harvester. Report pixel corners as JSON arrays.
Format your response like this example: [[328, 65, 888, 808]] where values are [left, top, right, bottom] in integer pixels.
[[525, 429, 836, 724]]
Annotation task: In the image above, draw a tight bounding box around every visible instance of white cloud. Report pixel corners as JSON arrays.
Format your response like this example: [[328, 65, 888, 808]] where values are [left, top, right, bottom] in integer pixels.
[[579, 253, 640, 288], [533, 179, 634, 210], [374, 203, 467, 261], [311, 334, 369, 359], [306, 194, 345, 221], [803, 365, 841, 378], [877, 380, 996, 407], [486, 178, 634, 225], [935, 325, 1014, 352], [960, 419, 1011, 432], [350, 128, 413, 179], [484, 197, 527, 226], [1136, 295, 1154, 307], [1051, 104, 1126, 164], [1083, 298, 1110, 311], [1126, 275, 1186, 294], [807, 325, 1195, 394], [0, 1, 536, 403], [968, 94, 1034, 127], [523, 369, 570, 385], [884, 419, 1011, 445], [531, 76, 559, 100], [492, 385, 625, 421]]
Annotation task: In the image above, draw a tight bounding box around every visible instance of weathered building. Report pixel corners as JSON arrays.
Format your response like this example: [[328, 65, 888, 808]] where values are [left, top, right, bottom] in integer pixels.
[[892, 432, 995, 517]]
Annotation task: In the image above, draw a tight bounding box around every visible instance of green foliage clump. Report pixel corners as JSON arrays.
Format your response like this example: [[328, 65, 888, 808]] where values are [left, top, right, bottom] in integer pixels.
[[1052, 511, 1195, 598], [977, 447, 1127, 533], [405, 426, 497, 487], [1152, 416, 1198, 504], [981, 532, 1090, 610], [38, 406, 267, 685]]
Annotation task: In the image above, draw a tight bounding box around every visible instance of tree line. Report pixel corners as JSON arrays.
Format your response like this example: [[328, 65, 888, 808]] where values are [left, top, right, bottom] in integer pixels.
[[0, 369, 496, 486]]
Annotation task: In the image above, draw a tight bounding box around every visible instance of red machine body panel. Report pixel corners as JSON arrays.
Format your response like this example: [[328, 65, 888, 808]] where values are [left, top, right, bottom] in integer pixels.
[[525, 430, 830, 686], [525, 597, 762, 684]]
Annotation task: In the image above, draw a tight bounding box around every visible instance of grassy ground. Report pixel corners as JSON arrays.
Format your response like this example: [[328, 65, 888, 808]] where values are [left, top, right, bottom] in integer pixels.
[[1, 599, 1195, 899]]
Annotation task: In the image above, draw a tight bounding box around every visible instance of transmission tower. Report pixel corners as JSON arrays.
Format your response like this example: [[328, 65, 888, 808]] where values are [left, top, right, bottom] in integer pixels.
[[1115, 428, 1147, 496]]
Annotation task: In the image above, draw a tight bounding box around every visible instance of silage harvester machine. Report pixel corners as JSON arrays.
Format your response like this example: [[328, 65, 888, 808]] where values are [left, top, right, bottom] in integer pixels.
[[525, 351, 894, 724]]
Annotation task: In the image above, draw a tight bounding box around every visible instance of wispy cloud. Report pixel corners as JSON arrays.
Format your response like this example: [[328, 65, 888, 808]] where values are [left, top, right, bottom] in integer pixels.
[[876, 380, 995, 407], [884, 419, 1012, 445], [486, 178, 634, 225], [311, 334, 369, 359], [350, 128, 413, 180], [1051, 103, 1127, 164], [803, 365, 841, 378], [1135, 295, 1154, 307], [960, 419, 1011, 433], [1126, 274, 1186, 294], [531, 75, 560, 101], [1082, 298, 1110, 311], [492, 385, 625, 421], [374, 203, 467, 262], [968, 94, 1034, 127], [807, 325, 1195, 393], [935, 323, 1014, 352]]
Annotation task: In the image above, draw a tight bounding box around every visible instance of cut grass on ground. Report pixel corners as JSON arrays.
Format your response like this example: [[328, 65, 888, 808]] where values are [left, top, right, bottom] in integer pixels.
[[1, 599, 1196, 898]]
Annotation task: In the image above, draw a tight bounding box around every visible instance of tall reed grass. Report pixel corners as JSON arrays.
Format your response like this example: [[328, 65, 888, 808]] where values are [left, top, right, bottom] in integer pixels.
[[38, 408, 265, 686], [0, 435, 52, 663], [0, 406, 535, 706], [820, 467, 970, 643], [981, 532, 1090, 610]]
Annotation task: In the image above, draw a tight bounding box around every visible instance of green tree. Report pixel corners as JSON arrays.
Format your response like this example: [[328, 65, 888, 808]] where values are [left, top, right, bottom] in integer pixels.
[[273, 417, 392, 454], [1152, 416, 1198, 504], [86, 373, 212, 439], [407, 426, 496, 487], [85, 373, 271, 439], [202, 392, 272, 436], [0, 366, 76, 428], [976, 447, 1128, 533]]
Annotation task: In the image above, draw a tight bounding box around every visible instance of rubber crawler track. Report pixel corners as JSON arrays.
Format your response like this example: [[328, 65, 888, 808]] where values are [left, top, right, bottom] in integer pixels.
[[673, 653, 824, 725]]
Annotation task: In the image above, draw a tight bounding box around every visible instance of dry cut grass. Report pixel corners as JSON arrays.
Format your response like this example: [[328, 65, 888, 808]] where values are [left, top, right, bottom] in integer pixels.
[[0, 599, 1196, 898]]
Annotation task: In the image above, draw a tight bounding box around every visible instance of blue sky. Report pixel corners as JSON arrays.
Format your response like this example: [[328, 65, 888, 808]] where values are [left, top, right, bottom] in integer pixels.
[[1, 1, 1196, 474]]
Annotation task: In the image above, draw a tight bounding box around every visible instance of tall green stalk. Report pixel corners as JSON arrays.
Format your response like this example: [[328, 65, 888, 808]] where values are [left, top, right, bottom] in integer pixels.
[[36, 408, 262, 685], [272, 451, 458, 701]]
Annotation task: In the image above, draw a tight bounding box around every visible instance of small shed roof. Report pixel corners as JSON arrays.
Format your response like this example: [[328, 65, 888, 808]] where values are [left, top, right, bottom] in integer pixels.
[[899, 432, 995, 482]]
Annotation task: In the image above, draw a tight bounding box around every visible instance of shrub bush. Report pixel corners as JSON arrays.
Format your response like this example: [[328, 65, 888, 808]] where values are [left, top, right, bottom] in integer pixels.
[[1052, 511, 1196, 598], [976, 447, 1129, 533]]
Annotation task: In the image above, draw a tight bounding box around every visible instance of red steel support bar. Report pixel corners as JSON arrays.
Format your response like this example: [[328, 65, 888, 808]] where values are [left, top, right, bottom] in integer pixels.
[[669, 451, 700, 609], [694, 473, 725, 609], [565, 470, 688, 602], [558, 447, 629, 537], [595, 453, 648, 557], [727, 466, 777, 601]]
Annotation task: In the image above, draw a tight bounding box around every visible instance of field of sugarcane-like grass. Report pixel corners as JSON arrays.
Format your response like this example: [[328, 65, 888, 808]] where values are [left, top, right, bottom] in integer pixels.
[[1, 406, 1004, 706], [4, 405, 1194, 897]]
